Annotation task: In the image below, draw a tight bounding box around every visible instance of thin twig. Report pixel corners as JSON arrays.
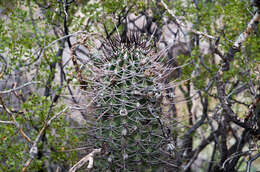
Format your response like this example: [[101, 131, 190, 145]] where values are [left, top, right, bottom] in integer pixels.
[[0, 81, 40, 94], [0, 95, 32, 143], [159, 0, 217, 40], [222, 150, 253, 169], [43, 31, 88, 50]]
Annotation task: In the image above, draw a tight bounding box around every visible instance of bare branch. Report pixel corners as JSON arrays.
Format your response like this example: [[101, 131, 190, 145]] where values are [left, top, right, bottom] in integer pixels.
[[222, 10, 260, 70], [69, 148, 102, 172], [246, 152, 260, 172], [0, 81, 40, 94], [0, 95, 32, 143], [0, 120, 15, 125], [22, 107, 69, 172], [233, 12, 260, 49], [43, 31, 88, 50], [222, 150, 254, 170]]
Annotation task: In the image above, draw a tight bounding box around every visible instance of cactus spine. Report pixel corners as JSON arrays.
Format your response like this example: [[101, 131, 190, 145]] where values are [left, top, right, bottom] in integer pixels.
[[72, 33, 177, 171]]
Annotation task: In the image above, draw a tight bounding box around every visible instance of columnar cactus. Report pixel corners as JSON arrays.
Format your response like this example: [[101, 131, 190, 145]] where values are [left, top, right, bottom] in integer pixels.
[[72, 33, 178, 171]]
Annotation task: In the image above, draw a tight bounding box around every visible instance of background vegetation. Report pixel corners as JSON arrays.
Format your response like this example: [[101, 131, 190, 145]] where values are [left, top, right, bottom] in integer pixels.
[[0, 0, 260, 171]]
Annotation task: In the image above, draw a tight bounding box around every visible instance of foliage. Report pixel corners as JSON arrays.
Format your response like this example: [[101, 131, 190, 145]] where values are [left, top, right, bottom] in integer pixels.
[[0, 0, 260, 171]]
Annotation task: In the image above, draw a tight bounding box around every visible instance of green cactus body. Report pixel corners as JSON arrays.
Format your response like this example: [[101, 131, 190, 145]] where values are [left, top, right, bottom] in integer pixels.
[[84, 34, 175, 171]]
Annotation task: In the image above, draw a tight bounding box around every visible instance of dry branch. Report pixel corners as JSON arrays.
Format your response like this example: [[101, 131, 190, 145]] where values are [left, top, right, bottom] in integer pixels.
[[0, 120, 15, 125], [246, 152, 260, 172], [222, 10, 260, 70], [69, 148, 102, 172], [216, 8, 260, 124], [0, 81, 40, 94], [22, 107, 69, 172], [233, 12, 260, 49], [212, 7, 260, 171], [70, 33, 102, 90]]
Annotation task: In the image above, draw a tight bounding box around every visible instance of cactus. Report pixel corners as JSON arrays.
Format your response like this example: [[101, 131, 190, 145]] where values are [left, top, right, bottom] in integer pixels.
[[73, 33, 178, 171]]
